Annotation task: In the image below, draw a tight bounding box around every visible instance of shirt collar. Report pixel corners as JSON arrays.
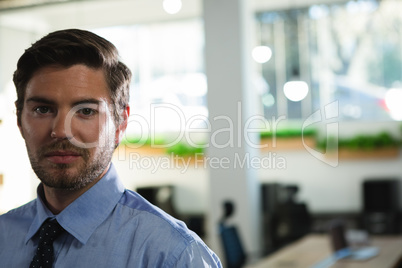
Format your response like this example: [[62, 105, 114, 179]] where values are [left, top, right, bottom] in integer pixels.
[[25, 163, 125, 245], [25, 184, 55, 244]]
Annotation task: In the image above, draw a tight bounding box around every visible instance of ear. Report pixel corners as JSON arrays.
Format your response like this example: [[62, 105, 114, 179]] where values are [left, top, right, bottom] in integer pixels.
[[15, 101, 25, 139], [114, 105, 130, 146]]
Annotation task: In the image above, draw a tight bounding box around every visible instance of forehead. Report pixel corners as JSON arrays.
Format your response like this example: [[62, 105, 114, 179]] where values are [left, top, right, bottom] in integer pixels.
[[25, 64, 111, 103]]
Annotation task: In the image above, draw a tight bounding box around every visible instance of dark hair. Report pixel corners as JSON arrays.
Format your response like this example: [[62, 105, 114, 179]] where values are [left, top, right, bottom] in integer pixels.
[[13, 28, 131, 126]]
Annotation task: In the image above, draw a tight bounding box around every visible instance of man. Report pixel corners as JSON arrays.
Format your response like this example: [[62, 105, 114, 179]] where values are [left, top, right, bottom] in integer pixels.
[[0, 29, 222, 267]]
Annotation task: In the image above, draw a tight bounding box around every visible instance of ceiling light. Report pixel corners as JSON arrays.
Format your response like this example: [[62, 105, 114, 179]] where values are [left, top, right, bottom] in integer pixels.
[[252, 46, 272, 63], [163, 0, 182, 15], [283, 81, 309, 102]]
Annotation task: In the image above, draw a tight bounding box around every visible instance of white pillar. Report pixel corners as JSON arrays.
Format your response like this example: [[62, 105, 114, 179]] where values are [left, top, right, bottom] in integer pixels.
[[203, 0, 262, 263]]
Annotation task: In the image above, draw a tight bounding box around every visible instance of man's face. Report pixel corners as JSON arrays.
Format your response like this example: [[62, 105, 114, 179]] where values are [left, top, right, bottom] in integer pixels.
[[18, 64, 126, 190]]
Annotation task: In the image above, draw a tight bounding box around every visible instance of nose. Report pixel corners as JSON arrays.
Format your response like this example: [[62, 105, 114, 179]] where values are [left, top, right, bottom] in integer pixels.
[[51, 111, 69, 140]]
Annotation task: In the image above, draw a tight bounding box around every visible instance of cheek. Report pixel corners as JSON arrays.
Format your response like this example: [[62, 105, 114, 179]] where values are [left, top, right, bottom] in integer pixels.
[[74, 120, 100, 142], [20, 115, 51, 143], [74, 117, 115, 144]]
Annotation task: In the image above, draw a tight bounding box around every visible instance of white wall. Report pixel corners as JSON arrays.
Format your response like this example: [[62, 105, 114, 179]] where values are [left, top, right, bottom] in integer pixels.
[[111, 139, 402, 216], [112, 148, 209, 214], [112, 120, 402, 215], [258, 150, 402, 213], [0, 26, 49, 213], [0, 76, 37, 213]]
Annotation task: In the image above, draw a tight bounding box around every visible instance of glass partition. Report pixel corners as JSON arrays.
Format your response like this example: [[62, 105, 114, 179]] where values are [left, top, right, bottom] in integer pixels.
[[255, 0, 402, 121]]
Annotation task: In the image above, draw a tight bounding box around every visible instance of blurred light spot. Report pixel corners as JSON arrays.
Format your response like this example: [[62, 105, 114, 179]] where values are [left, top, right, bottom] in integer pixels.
[[385, 88, 402, 120], [163, 0, 182, 14], [309, 5, 329, 19], [283, 81, 309, 102], [346, 0, 377, 14], [262, 93, 275, 107], [252, 46, 272, 63], [342, 104, 362, 119], [253, 73, 269, 95]]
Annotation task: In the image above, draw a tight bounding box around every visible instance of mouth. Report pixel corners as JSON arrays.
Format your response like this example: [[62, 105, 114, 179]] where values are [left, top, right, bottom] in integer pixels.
[[44, 150, 82, 164]]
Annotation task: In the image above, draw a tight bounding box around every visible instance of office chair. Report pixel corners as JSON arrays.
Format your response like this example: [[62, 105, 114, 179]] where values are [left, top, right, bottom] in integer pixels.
[[219, 201, 247, 268]]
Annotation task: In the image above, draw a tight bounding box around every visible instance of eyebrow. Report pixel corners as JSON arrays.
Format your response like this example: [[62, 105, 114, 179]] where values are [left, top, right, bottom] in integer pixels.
[[26, 97, 55, 105], [72, 98, 102, 106], [26, 97, 102, 106]]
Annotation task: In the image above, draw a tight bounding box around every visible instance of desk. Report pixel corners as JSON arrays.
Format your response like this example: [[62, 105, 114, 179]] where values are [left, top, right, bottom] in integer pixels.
[[247, 234, 402, 268]]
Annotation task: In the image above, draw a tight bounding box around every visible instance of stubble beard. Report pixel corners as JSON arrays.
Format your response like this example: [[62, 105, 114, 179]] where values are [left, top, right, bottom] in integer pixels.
[[27, 140, 115, 191]]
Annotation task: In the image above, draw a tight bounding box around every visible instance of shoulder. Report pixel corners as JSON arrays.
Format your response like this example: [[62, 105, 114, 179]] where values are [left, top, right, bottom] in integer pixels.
[[116, 189, 222, 267], [176, 240, 223, 268], [118, 189, 193, 241], [0, 199, 37, 222], [0, 199, 37, 237]]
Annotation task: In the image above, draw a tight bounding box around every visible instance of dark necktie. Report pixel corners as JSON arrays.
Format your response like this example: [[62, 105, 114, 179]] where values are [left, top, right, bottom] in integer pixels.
[[30, 219, 64, 268]]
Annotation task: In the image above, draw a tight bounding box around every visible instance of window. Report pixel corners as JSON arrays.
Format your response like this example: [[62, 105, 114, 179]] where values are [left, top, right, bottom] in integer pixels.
[[256, 0, 402, 121], [93, 19, 206, 138]]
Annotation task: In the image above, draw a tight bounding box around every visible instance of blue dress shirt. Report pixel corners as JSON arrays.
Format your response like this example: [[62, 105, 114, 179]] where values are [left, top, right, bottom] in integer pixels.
[[0, 164, 222, 267]]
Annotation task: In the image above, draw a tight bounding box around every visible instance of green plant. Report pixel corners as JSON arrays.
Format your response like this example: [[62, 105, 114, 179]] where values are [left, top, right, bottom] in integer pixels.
[[120, 135, 166, 146], [166, 143, 204, 157], [260, 128, 317, 139], [317, 131, 401, 151]]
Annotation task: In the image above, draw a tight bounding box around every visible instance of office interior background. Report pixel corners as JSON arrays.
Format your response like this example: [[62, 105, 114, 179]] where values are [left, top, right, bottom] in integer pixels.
[[0, 0, 401, 265]]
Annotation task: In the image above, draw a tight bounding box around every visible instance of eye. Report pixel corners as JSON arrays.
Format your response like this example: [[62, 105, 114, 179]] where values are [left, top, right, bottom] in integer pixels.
[[34, 106, 51, 114], [78, 108, 96, 116]]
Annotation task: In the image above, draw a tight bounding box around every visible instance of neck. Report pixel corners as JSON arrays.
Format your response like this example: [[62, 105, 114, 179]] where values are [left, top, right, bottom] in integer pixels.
[[42, 165, 109, 214], [43, 186, 89, 214]]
